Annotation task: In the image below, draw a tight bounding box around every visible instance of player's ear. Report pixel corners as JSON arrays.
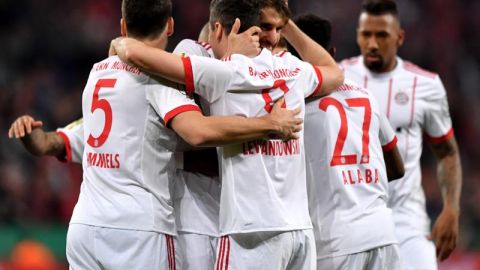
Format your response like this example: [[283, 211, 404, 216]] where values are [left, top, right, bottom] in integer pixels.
[[120, 18, 127, 37], [397, 29, 405, 47], [213, 22, 224, 42], [166, 17, 174, 37]]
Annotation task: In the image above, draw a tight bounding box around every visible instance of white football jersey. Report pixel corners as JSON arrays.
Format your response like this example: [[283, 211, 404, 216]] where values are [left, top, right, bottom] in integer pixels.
[[57, 118, 84, 163], [172, 39, 220, 237], [182, 49, 323, 235], [340, 56, 454, 243], [76, 55, 200, 235], [304, 79, 398, 259]]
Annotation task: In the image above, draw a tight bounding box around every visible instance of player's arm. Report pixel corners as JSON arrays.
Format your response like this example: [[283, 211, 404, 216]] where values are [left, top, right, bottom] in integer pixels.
[[383, 143, 404, 181], [8, 115, 65, 157], [171, 98, 302, 147], [111, 21, 259, 86], [112, 37, 186, 84], [429, 136, 462, 261], [281, 19, 344, 96], [379, 112, 404, 181]]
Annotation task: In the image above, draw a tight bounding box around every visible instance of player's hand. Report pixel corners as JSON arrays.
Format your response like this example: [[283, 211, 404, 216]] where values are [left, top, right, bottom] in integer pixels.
[[110, 37, 144, 65], [8, 115, 43, 139], [108, 38, 119, 56], [268, 97, 303, 140], [224, 18, 261, 59], [428, 206, 459, 261]]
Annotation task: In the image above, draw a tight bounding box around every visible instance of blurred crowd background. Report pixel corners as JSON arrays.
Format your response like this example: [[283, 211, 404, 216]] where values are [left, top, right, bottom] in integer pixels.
[[0, 0, 479, 269]]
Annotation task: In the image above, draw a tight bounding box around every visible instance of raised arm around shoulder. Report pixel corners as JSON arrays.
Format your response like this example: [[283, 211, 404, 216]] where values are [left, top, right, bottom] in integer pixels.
[[281, 20, 344, 96], [170, 98, 303, 147], [111, 37, 186, 84]]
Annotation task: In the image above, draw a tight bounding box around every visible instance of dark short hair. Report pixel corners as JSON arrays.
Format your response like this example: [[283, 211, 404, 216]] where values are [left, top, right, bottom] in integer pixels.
[[362, 0, 398, 17], [287, 14, 332, 58], [122, 0, 172, 39], [209, 0, 261, 35], [259, 0, 291, 22]]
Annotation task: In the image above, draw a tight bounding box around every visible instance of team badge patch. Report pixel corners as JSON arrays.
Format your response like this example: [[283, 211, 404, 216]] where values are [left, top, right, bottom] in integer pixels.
[[394, 91, 409, 105]]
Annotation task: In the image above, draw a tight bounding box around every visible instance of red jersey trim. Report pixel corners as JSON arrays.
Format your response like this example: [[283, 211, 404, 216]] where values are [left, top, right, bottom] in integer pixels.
[[181, 56, 195, 95], [382, 136, 398, 152], [426, 128, 454, 144], [308, 65, 323, 97], [56, 131, 71, 162], [164, 104, 201, 126], [277, 50, 287, 57]]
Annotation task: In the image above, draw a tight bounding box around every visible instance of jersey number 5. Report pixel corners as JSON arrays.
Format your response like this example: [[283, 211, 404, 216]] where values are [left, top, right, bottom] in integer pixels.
[[320, 97, 372, 166], [87, 79, 117, 148]]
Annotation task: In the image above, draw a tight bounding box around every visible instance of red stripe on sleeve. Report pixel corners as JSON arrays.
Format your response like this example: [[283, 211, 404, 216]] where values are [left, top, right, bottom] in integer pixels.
[[382, 136, 398, 152], [308, 65, 323, 98], [56, 131, 72, 162], [426, 128, 454, 144], [181, 56, 195, 95], [163, 105, 201, 126]]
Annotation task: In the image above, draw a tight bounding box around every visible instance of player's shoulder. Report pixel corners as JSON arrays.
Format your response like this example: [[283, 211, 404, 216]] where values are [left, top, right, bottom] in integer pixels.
[[174, 39, 213, 58], [400, 59, 439, 80], [333, 78, 370, 97], [339, 56, 361, 68]]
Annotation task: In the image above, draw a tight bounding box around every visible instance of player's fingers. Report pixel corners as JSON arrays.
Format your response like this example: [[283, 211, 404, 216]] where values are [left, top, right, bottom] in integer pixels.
[[32, 120, 43, 128], [273, 97, 285, 109], [245, 26, 262, 36], [13, 120, 23, 138], [23, 116, 34, 134], [251, 34, 260, 43], [8, 125, 14, 138], [230, 18, 241, 36], [108, 40, 117, 56], [294, 118, 303, 125], [292, 107, 301, 116]]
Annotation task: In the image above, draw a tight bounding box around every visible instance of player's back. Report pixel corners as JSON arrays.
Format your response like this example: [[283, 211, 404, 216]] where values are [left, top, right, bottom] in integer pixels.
[[74, 56, 179, 235], [183, 49, 322, 235], [304, 79, 397, 258]]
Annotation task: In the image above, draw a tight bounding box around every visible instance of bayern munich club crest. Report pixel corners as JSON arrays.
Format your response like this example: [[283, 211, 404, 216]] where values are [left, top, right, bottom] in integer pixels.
[[394, 91, 409, 105]]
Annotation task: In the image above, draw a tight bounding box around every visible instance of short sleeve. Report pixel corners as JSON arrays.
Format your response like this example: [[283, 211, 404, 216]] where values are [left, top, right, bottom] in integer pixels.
[[56, 118, 84, 163], [379, 112, 397, 151], [423, 77, 454, 144], [286, 54, 323, 98], [146, 78, 201, 126], [181, 55, 235, 102]]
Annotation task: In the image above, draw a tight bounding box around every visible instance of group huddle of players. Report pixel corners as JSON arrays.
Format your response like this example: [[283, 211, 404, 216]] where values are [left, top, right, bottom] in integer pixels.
[[8, 0, 462, 269]]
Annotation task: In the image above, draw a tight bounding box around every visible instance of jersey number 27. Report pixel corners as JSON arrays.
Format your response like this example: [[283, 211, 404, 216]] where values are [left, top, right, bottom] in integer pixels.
[[320, 97, 372, 166]]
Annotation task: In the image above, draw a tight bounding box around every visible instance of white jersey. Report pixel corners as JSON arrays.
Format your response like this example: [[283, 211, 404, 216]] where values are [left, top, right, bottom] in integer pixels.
[[182, 49, 323, 235], [75, 55, 200, 235], [172, 39, 220, 237], [57, 118, 84, 163], [304, 79, 398, 259], [340, 56, 454, 243]]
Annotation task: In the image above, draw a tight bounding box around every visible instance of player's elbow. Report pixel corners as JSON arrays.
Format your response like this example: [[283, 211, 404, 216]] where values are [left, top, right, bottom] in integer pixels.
[[387, 165, 405, 181], [181, 129, 212, 147]]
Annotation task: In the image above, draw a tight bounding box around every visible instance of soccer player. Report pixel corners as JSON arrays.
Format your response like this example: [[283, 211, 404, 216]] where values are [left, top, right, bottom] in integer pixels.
[[340, 0, 462, 268], [8, 18, 283, 270], [290, 14, 405, 269], [110, 0, 344, 268], [57, 0, 304, 269]]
